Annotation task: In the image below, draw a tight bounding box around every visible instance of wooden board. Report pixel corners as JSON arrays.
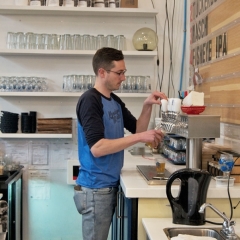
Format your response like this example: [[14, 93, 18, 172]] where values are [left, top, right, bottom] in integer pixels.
[[190, 0, 240, 125], [37, 118, 72, 124], [37, 118, 72, 133]]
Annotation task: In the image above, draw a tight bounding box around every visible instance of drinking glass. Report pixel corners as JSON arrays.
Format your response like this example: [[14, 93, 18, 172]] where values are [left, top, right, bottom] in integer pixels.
[[144, 76, 150, 93], [73, 34, 82, 50], [7, 32, 16, 49], [131, 76, 138, 93], [15, 77, 22, 91], [16, 32, 25, 49], [77, 75, 86, 92], [36, 77, 43, 91], [4, 77, 11, 92], [87, 75, 94, 89], [120, 80, 127, 93], [136, 76, 143, 93], [10, 76, 18, 91], [96, 34, 105, 49], [41, 78, 48, 91], [51, 34, 59, 50], [65, 34, 73, 50], [106, 34, 115, 48], [31, 77, 37, 91], [126, 76, 132, 93], [115, 35, 125, 50], [0, 77, 3, 91], [41, 33, 51, 50], [82, 34, 90, 50], [71, 75, 78, 91], [35, 34, 43, 49], [25, 77, 33, 91], [89, 35, 96, 50], [25, 32, 35, 49]]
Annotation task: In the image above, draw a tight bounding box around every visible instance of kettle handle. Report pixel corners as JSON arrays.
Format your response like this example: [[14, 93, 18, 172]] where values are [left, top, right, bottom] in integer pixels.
[[166, 170, 182, 201], [166, 168, 193, 201]]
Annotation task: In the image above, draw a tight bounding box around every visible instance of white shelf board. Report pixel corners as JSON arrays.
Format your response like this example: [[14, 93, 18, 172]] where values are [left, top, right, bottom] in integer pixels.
[[0, 92, 150, 97], [0, 49, 157, 57], [0, 6, 158, 17], [0, 133, 72, 139]]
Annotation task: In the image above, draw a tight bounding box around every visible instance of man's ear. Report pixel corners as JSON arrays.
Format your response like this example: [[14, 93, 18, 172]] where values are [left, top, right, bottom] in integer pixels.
[[98, 68, 106, 78]]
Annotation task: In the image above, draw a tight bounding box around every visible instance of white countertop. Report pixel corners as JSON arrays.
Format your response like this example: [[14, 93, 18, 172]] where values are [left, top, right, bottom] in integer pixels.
[[120, 149, 240, 198], [142, 218, 240, 240]]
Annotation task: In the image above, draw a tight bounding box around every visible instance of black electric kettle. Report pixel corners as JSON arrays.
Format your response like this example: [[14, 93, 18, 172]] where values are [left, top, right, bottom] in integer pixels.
[[166, 168, 211, 225]]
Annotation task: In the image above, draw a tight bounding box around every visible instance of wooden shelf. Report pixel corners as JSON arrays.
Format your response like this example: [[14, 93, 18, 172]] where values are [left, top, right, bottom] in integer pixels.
[[0, 5, 158, 18], [0, 49, 157, 57], [0, 133, 72, 139], [0, 92, 150, 97]]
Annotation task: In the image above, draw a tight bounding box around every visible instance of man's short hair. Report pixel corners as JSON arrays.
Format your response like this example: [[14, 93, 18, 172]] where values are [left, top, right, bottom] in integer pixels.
[[92, 47, 124, 75]]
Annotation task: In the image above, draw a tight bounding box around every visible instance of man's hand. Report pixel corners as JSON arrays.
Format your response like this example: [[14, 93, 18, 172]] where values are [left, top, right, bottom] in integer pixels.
[[144, 91, 168, 106], [138, 129, 164, 148]]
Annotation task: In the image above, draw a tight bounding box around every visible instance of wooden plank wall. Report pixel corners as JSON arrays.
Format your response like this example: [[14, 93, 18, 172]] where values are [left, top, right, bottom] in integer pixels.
[[190, 0, 240, 125]]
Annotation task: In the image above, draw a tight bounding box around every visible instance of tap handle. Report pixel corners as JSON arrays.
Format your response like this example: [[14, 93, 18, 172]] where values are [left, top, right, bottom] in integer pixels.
[[230, 220, 236, 226]]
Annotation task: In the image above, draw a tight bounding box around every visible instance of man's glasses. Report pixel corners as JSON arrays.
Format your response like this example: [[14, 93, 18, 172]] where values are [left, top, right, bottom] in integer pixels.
[[105, 69, 127, 76]]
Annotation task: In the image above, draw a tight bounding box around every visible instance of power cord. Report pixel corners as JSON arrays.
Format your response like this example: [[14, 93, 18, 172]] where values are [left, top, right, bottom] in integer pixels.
[[205, 156, 239, 225]]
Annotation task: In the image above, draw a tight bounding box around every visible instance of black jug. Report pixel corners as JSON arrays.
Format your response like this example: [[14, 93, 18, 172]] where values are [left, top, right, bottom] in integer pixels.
[[166, 168, 211, 225]]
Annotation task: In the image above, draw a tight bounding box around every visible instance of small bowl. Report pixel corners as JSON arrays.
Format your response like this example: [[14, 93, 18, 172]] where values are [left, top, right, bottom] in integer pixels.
[[181, 106, 206, 115]]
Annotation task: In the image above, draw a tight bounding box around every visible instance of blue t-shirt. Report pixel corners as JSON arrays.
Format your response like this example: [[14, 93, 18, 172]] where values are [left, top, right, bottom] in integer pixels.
[[76, 88, 137, 188]]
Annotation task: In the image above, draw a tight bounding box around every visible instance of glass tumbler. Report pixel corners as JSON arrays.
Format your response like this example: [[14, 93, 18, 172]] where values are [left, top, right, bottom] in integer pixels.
[[82, 34, 90, 50], [115, 35, 125, 50], [25, 32, 35, 49], [106, 34, 115, 48], [65, 34, 73, 50], [73, 34, 82, 50], [16, 32, 25, 49], [71, 75, 78, 91], [41, 33, 52, 50], [51, 34, 59, 50], [96, 34, 105, 49], [77, 75, 86, 92], [7, 32, 16, 49]]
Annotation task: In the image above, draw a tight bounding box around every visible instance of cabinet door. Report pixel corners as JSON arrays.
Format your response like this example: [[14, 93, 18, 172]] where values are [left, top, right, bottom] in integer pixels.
[[111, 187, 138, 240]]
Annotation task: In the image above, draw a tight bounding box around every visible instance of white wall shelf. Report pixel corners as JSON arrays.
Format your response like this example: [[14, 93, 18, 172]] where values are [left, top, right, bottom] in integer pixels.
[[0, 6, 158, 18], [0, 133, 72, 139], [0, 49, 157, 57], [0, 92, 150, 97]]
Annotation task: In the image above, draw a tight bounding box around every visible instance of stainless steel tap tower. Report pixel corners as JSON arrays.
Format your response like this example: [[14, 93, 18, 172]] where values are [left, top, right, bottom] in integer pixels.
[[161, 113, 220, 169]]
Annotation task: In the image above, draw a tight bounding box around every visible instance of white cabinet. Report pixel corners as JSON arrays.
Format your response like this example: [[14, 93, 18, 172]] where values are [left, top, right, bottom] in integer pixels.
[[0, 6, 158, 138]]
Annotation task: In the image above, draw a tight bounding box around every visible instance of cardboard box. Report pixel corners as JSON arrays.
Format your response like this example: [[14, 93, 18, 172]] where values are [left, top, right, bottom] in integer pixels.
[[120, 0, 138, 8]]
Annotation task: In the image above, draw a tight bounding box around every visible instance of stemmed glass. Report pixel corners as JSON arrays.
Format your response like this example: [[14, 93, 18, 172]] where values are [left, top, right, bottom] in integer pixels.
[[218, 154, 234, 178]]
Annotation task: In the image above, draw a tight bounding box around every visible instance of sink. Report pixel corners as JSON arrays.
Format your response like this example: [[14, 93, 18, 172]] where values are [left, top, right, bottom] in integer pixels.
[[163, 228, 225, 240]]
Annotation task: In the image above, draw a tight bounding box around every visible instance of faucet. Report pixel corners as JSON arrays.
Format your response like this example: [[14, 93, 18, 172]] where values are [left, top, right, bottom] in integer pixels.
[[199, 203, 239, 240]]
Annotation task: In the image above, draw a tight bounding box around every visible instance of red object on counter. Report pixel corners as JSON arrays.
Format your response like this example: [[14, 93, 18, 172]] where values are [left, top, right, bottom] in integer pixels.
[[181, 106, 206, 114]]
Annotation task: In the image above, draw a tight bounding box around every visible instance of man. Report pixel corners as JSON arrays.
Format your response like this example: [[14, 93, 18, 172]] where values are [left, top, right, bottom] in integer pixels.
[[74, 47, 167, 240]]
